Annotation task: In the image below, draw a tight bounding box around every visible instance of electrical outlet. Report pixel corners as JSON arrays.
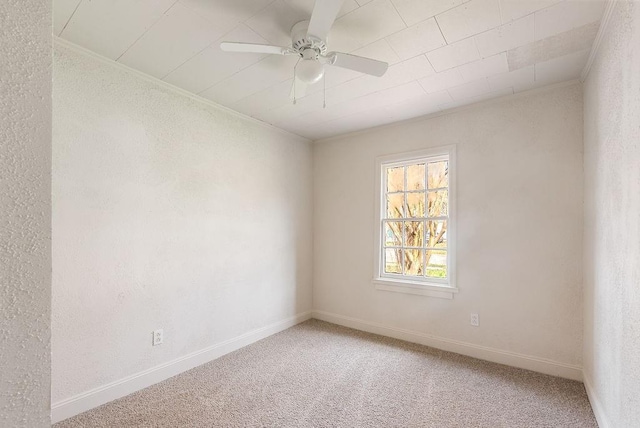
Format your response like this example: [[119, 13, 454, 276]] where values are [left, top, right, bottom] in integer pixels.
[[152, 329, 163, 346], [470, 313, 479, 327]]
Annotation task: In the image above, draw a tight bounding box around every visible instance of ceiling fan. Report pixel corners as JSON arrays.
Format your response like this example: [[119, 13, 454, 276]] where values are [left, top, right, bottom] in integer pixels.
[[220, 0, 389, 102]]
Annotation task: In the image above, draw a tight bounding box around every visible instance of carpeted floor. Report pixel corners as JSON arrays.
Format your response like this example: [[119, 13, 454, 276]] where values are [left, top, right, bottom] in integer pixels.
[[55, 320, 597, 427]]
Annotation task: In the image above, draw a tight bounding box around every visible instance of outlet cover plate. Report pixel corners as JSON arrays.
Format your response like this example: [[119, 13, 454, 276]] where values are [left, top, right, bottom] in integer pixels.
[[470, 313, 479, 327], [153, 329, 163, 346]]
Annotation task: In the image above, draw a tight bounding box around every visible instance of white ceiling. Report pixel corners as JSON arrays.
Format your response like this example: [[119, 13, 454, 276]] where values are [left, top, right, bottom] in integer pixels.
[[54, 0, 606, 140]]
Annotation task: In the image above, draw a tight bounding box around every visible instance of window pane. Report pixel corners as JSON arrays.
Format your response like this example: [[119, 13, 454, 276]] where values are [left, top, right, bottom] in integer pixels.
[[404, 249, 424, 276], [427, 190, 448, 217], [428, 161, 448, 189], [426, 250, 447, 278], [406, 192, 425, 218], [387, 193, 405, 218], [426, 220, 447, 249], [385, 249, 402, 274], [386, 166, 404, 192], [384, 222, 402, 247], [407, 163, 425, 190], [404, 221, 424, 247]]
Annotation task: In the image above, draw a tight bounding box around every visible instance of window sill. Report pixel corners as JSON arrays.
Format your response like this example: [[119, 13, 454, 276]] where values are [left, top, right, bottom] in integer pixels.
[[373, 278, 457, 299]]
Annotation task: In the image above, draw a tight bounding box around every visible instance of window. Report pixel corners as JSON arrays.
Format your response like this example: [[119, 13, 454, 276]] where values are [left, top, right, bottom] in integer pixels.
[[373, 146, 456, 298]]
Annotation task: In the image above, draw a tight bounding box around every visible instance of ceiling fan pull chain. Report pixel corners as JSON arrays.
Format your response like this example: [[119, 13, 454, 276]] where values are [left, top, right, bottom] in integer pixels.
[[323, 69, 326, 109], [293, 58, 301, 105]]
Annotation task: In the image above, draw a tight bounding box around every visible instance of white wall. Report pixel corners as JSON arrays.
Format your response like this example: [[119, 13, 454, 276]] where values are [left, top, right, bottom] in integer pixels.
[[0, 1, 51, 428], [583, 2, 640, 427], [52, 44, 313, 408], [313, 84, 584, 376], [0, 1, 52, 427]]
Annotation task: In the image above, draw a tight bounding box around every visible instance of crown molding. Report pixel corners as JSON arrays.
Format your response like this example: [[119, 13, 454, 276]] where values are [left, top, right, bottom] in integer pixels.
[[581, 0, 618, 82], [52, 37, 311, 144]]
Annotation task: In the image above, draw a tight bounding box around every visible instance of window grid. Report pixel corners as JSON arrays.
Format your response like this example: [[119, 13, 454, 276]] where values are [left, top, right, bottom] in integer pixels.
[[382, 158, 449, 282]]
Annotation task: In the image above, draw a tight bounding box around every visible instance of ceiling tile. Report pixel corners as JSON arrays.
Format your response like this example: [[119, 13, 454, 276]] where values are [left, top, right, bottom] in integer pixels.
[[426, 37, 480, 71], [163, 24, 269, 94], [328, 0, 407, 53], [118, 3, 223, 79], [60, 0, 176, 60], [440, 86, 513, 110], [54, 0, 82, 36], [447, 78, 492, 100], [323, 66, 364, 88], [401, 55, 437, 80], [283, 0, 359, 19], [391, 0, 463, 27], [313, 87, 452, 137], [423, 90, 455, 107], [508, 22, 599, 70], [487, 65, 535, 92], [499, 0, 559, 23], [200, 54, 299, 106], [232, 79, 295, 118], [55, 0, 606, 140], [474, 14, 534, 58], [534, 0, 606, 41], [349, 79, 427, 110], [294, 81, 426, 125], [287, 81, 430, 137], [324, 76, 376, 105], [385, 18, 446, 60], [329, 55, 435, 104], [244, 0, 308, 47], [435, 0, 501, 43], [297, 54, 430, 103], [397, 90, 453, 113], [180, 0, 273, 29], [352, 39, 402, 65], [275, 119, 326, 139], [257, 90, 326, 124], [457, 53, 508, 81], [373, 90, 452, 122], [534, 48, 590, 86], [418, 68, 465, 93]]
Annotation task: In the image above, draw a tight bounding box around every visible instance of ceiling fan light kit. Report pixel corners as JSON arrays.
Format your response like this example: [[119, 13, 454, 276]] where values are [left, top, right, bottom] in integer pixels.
[[219, 0, 389, 107], [295, 58, 325, 85]]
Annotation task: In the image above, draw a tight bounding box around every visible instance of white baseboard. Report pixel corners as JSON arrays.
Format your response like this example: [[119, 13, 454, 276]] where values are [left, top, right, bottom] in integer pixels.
[[51, 311, 312, 424], [583, 373, 610, 428], [311, 310, 583, 381]]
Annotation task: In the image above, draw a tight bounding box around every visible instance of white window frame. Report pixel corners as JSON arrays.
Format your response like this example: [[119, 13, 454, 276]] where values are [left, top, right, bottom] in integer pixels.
[[373, 146, 457, 299]]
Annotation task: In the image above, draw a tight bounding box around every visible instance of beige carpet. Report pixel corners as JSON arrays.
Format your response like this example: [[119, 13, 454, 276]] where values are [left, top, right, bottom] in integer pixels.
[[55, 320, 597, 427]]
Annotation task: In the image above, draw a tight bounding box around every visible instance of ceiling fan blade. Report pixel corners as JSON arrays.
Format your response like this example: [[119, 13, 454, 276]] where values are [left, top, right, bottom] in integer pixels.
[[220, 42, 295, 56], [307, 0, 344, 41], [325, 52, 389, 77]]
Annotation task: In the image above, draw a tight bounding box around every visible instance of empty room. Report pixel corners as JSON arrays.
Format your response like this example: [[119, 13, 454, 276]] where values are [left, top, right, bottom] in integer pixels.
[[1, 0, 639, 426]]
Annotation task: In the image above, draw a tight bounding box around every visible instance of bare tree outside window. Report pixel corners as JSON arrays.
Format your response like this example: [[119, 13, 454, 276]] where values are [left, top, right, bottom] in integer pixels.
[[382, 160, 449, 279]]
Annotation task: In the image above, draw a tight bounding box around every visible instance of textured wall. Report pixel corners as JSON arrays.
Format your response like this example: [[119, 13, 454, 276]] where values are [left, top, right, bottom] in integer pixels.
[[313, 84, 584, 368], [583, 2, 640, 426], [52, 45, 312, 403], [0, 1, 52, 427]]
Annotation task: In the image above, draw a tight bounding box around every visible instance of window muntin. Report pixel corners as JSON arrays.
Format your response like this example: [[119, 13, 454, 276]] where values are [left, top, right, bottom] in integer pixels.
[[380, 156, 450, 284]]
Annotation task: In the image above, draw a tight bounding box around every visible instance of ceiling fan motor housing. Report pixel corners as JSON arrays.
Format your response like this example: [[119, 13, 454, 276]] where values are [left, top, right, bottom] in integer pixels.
[[291, 21, 327, 56]]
